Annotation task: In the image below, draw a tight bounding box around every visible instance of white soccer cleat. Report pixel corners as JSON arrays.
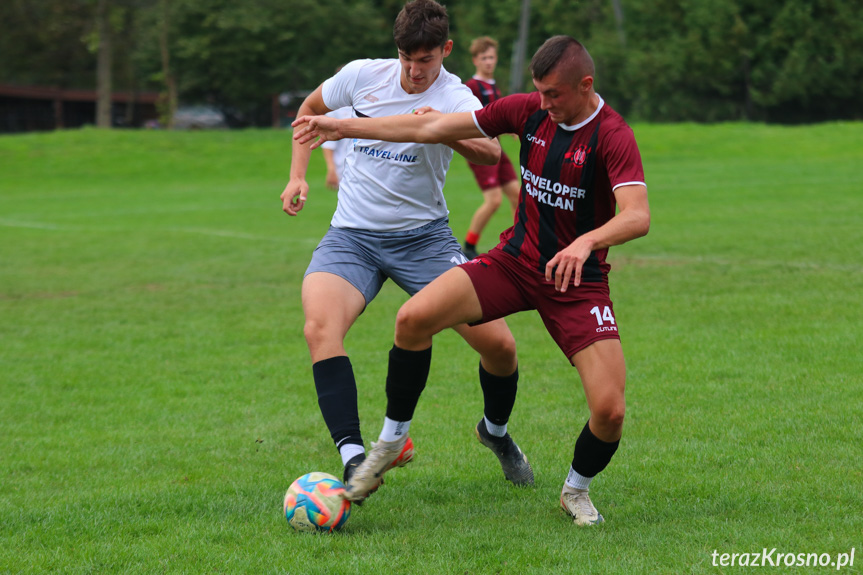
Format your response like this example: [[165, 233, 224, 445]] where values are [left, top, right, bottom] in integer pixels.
[[342, 436, 414, 502], [560, 484, 604, 526]]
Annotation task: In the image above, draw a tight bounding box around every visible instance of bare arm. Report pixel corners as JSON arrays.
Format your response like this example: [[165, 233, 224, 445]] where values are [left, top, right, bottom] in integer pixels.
[[545, 184, 651, 292], [445, 135, 500, 165], [293, 110, 486, 150], [280, 85, 332, 215]]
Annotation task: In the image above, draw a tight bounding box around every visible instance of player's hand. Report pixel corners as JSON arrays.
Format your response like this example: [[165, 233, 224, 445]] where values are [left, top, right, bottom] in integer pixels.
[[281, 178, 309, 216], [292, 115, 342, 149], [545, 236, 596, 292]]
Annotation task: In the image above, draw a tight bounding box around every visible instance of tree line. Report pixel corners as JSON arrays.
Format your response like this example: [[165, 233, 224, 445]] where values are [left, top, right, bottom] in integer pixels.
[[1, 0, 860, 126]]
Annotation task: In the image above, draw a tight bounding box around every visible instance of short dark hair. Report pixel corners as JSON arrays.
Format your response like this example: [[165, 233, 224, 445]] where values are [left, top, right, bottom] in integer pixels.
[[529, 35, 595, 84], [393, 0, 450, 54]]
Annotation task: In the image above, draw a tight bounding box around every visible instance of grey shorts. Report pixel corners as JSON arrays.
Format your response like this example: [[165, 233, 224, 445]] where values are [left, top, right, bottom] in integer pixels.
[[305, 217, 469, 306]]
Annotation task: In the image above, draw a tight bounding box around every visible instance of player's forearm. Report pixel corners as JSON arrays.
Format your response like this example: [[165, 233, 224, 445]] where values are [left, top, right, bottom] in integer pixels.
[[339, 112, 480, 145], [290, 102, 320, 180], [448, 137, 500, 165], [580, 204, 650, 251]]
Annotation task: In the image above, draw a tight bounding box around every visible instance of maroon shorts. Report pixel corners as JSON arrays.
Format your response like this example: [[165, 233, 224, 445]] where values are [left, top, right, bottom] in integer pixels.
[[467, 151, 518, 191], [460, 248, 620, 359]]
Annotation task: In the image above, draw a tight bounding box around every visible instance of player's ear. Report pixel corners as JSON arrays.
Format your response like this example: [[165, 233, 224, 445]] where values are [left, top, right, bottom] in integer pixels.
[[579, 76, 594, 93], [442, 39, 453, 58]]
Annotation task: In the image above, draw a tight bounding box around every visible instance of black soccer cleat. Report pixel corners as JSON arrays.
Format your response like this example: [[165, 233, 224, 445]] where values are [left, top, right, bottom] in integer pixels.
[[475, 419, 535, 486]]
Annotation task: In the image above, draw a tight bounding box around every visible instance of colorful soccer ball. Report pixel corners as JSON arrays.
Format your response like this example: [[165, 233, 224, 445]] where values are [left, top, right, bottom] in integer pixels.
[[284, 472, 351, 533]]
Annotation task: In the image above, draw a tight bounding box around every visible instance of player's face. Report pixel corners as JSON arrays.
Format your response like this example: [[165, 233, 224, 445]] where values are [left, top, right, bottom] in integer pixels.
[[533, 69, 594, 125], [472, 47, 497, 78], [398, 40, 453, 94]]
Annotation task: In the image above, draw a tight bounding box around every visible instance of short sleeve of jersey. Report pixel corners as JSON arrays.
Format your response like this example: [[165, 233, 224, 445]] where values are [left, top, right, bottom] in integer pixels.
[[473, 93, 539, 139], [600, 123, 646, 190], [443, 80, 484, 115], [321, 59, 370, 111]]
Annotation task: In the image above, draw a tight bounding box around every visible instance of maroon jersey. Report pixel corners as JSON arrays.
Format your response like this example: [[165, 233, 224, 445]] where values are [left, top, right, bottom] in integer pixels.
[[466, 77, 501, 107], [473, 92, 645, 282]]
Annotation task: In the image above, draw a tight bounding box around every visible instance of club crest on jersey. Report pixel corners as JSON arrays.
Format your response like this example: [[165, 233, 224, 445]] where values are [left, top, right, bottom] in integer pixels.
[[564, 144, 591, 166]]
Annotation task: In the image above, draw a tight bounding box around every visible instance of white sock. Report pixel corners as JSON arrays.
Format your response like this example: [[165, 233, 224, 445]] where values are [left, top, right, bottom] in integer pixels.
[[484, 416, 507, 437], [565, 466, 593, 491], [379, 417, 411, 443], [338, 443, 365, 466]]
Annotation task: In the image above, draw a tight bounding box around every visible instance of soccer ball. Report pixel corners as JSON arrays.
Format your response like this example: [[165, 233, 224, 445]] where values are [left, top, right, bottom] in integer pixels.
[[284, 472, 351, 533]]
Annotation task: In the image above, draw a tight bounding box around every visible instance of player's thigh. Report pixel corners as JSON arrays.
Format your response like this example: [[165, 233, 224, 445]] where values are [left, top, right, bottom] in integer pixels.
[[397, 265, 485, 336], [452, 317, 518, 374], [305, 226, 387, 307], [533, 282, 626, 416], [469, 161, 501, 191], [534, 282, 620, 360], [460, 250, 534, 324], [570, 338, 626, 414], [497, 151, 518, 185], [301, 272, 366, 337], [480, 186, 503, 208], [382, 219, 468, 296]]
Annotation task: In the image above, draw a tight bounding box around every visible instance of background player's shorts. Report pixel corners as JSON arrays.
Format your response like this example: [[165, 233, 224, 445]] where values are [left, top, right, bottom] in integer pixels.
[[460, 248, 619, 359], [305, 217, 468, 307], [467, 151, 518, 191]]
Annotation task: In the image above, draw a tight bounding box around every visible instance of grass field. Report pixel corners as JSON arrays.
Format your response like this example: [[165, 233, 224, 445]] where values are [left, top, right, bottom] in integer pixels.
[[1, 124, 861, 574]]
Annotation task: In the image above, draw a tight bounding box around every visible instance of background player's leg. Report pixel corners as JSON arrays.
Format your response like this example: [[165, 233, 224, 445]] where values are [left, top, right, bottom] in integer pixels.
[[464, 186, 503, 258], [502, 178, 520, 212]]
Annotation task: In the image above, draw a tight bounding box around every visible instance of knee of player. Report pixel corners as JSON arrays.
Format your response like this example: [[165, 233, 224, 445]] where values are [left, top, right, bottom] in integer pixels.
[[394, 303, 434, 339], [484, 189, 503, 210], [490, 332, 518, 365], [591, 400, 626, 430], [303, 317, 328, 347]]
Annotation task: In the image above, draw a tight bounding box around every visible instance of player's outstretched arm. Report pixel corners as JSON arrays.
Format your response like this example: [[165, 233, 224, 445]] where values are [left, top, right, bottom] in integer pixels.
[[293, 110, 484, 150], [281, 85, 331, 216]]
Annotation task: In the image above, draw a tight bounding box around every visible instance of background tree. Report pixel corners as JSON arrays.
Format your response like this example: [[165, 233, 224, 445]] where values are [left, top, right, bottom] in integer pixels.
[[2, 0, 862, 126], [0, 0, 95, 89], [95, 0, 113, 128]]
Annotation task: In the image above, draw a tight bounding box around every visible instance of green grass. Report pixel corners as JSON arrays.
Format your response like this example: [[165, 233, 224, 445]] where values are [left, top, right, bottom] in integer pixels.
[[1, 124, 861, 574]]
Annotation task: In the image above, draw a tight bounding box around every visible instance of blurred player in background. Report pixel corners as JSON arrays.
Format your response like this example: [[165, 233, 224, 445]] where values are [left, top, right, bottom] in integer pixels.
[[462, 36, 520, 259], [281, 0, 533, 499]]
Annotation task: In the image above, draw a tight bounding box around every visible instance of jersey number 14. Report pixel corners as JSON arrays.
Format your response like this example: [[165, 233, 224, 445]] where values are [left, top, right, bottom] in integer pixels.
[[590, 306, 616, 326]]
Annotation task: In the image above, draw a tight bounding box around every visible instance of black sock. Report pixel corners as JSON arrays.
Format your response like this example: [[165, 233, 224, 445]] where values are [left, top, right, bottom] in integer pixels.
[[312, 356, 363, 450], [571, 420, 619, 478], [479, 362, 518, 426], [385, 345, 431, 422]]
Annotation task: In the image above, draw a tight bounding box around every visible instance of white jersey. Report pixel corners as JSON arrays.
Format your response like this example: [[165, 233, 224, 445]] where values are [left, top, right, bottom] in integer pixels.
[[320, 107, 352, 180], [321, 58, 483, 231]]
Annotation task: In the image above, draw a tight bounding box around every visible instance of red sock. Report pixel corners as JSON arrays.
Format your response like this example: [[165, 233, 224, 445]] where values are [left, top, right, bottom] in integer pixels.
[[465, 231, 480, 246]]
